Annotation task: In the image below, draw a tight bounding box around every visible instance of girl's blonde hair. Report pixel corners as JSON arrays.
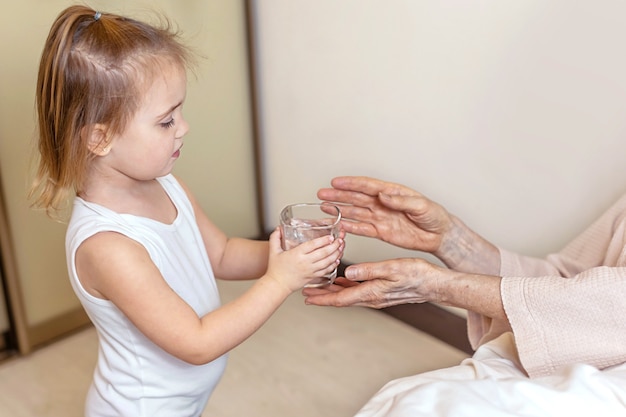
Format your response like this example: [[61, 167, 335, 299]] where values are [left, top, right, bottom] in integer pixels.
[[31, 5, 193, 216]]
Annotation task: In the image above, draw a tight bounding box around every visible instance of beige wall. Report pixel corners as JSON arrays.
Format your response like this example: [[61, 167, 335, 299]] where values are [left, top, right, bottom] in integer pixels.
[[251, 1, 626, 263], [0, 1, 257, 336]]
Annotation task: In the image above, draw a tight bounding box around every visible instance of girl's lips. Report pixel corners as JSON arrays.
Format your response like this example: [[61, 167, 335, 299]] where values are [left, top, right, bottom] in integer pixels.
[[173, 143, 183, 158]]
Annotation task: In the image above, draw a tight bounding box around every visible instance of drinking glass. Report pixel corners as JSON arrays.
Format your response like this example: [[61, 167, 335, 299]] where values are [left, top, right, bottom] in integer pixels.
[[279, 203, 341, 287]]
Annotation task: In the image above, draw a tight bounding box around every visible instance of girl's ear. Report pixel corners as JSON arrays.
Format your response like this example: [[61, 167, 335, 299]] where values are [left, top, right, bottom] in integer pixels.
[[84, 124, 112, 156]]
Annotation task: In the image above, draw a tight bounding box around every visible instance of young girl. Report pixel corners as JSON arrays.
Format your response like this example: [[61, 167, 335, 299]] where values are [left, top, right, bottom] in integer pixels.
[[31, 5, 343, 417]]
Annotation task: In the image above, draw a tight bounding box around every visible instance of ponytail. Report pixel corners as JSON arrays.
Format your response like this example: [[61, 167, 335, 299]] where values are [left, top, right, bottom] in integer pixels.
[[30, 5, 194, 217]]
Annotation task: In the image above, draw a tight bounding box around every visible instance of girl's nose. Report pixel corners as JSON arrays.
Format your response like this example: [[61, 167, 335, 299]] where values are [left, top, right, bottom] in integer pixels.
[[176, 116, 189, 138]]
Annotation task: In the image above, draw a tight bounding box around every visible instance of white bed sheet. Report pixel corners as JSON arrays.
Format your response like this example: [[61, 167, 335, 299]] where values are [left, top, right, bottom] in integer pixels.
[[355, 333, 626, 417]]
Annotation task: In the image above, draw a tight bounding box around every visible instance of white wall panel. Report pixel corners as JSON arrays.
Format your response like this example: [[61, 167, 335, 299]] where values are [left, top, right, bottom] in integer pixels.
[[251, 1, 626, 263]]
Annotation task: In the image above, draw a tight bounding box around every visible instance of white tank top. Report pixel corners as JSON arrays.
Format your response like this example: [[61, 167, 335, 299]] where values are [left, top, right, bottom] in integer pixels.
[[66, 174, 227, 417]]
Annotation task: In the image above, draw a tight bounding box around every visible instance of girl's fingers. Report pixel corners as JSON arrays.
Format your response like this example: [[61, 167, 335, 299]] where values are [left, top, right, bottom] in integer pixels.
[[285, 235, 343, 276], [268, 227, 283, 253], [302, 239, 342, 274], [296, 234, 334, 252], [307, 249, 339, 272], [298, 235, 342, 257]]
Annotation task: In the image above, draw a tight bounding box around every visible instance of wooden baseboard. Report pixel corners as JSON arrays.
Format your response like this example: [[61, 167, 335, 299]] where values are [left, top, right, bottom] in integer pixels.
[[28, 307, 91, 350], [382, 303, 473, 354]]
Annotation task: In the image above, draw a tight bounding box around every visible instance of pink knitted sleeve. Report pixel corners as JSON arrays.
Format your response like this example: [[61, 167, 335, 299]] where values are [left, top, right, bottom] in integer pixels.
[[469, 194, 626, 378]]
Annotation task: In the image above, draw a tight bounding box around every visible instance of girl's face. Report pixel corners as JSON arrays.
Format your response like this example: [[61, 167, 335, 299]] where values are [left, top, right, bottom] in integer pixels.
[[106, 62, 189, 181]]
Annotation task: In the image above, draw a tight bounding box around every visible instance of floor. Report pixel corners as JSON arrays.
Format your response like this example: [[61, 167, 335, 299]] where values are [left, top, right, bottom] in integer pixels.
[[0, 280, 469, 417]]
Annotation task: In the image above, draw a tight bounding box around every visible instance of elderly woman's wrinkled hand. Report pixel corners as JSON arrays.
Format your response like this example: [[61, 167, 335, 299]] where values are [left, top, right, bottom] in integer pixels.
[[317, 176, 452, 254], [302, 258, 443, 309]]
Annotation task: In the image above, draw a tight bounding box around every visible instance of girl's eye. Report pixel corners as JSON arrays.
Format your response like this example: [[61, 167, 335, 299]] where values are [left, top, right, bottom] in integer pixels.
[[160, 119, 175, 129]]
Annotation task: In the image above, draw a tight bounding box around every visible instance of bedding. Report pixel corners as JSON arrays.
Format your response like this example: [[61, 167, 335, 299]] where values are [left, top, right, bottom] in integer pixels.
[[354, 332, 626, 417]]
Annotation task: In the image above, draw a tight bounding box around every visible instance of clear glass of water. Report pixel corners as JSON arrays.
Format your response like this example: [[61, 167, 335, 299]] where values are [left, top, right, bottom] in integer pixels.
[[279, 203, 342, 287]]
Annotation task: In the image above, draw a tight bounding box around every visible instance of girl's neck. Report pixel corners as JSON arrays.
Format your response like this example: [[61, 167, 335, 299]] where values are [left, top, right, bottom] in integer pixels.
[[80, 175, 177, 224]]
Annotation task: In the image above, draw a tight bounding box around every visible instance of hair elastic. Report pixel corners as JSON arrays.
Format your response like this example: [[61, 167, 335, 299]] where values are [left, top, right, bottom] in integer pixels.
[[94, 11, 102, 21]]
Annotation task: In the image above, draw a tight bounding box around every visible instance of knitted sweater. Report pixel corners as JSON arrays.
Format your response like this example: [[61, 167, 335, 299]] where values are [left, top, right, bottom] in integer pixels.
[[468, 193, 626, 378]]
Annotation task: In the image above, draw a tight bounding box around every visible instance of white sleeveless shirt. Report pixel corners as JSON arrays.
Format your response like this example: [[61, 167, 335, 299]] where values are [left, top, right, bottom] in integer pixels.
[[66, 174, 227, 417]]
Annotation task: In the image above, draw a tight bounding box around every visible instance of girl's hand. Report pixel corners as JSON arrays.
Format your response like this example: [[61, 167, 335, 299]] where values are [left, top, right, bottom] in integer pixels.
[[265, 227, 344, 292]]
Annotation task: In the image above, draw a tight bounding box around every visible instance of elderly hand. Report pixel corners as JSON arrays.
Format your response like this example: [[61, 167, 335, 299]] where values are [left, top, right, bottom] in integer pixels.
[[317, 176, 452, 254], [318, 176, 501, 273], [303, 257, 506, 323], [302, 258, 443, 309]]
